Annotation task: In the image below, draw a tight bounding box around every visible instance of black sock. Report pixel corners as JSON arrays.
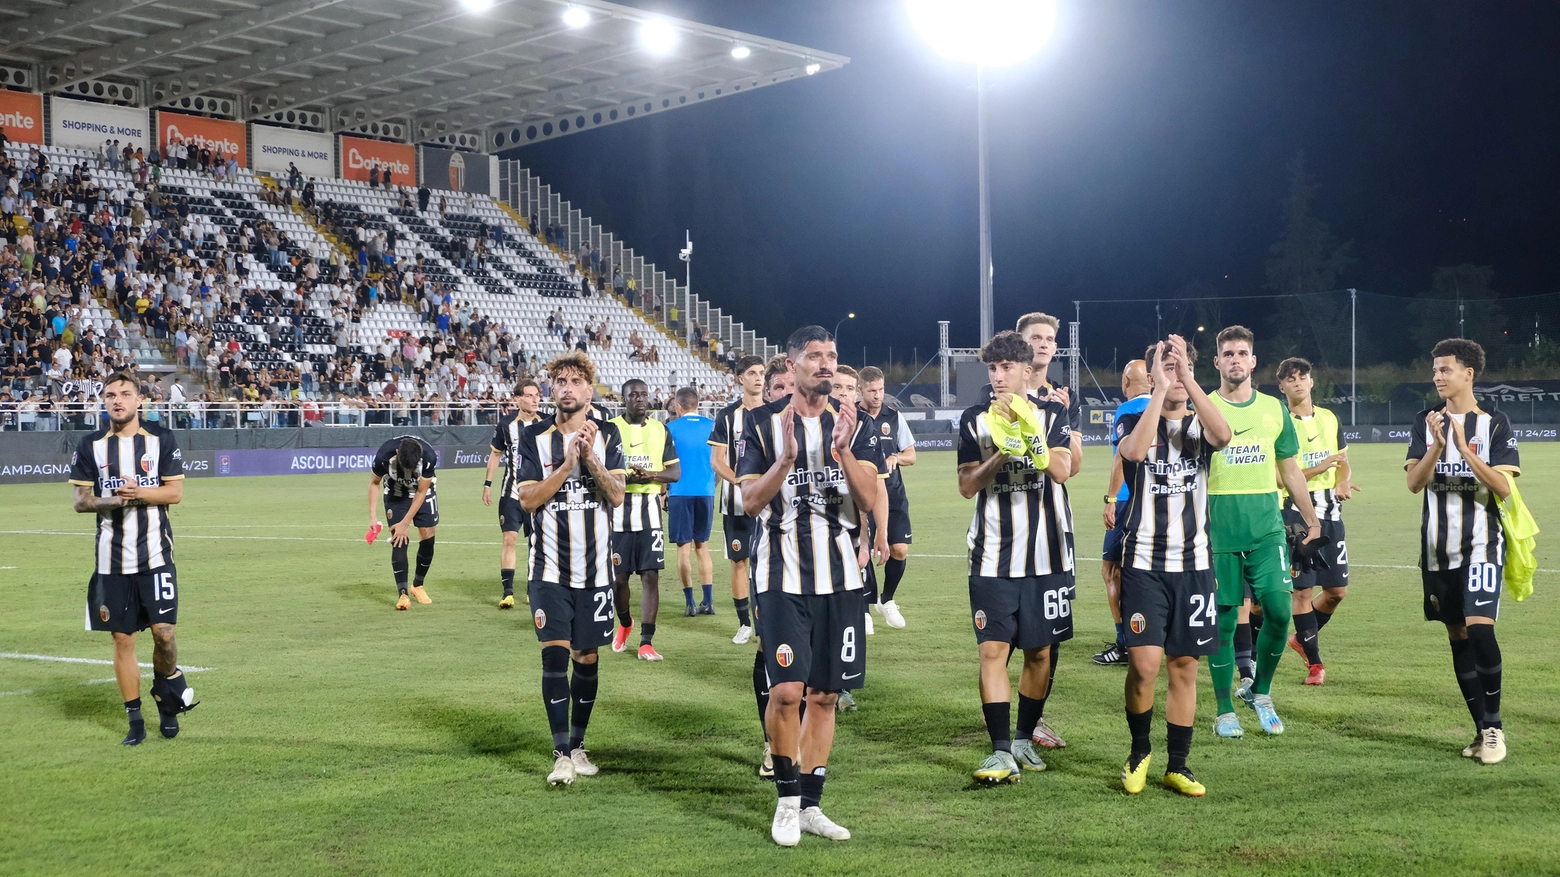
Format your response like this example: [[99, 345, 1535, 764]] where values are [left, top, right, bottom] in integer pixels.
[[772, 754, 800, 800], [568, 659, 598, 751], [641, 622, 656, 646], [391, 544, 409, 592], [1127, 707, 1152, 765], [1249, 611, 1264, 636], [125, 697, 143, 725], [799, 767, 826, 810], [1046, 643, 1059, 704], [882, 557, 906, 602], [1314, 607, 1334, 630], [1450, 638, 1484, 732], [619, 606, 633, 627], [1467, 625, 1503, 730], [1016, 694, 1043, 741], [734, 597, 751, 627], [753, 651, 770, 733], [500, 568, 515, 597], [541, 646, 570, 751], [413, 537, 435, 586], [683, 586, 694, 608], [701, 584, 713, 605], [982, 702, 1012, 753], [1166, 722, 1193, 774], [1234, 621, 1255, 680], [1294, 609, 1322, 665]]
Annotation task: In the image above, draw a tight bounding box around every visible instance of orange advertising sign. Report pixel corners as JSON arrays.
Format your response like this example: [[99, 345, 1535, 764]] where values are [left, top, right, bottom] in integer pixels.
[[159, 111, 246, 166], [0, 91, 45, 145], [340, 135, 415, 184]]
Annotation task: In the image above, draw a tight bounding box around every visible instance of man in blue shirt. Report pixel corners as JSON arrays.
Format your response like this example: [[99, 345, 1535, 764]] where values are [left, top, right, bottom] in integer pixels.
[[665, 387, 718, 615], [1094, 359, 1152, 666]]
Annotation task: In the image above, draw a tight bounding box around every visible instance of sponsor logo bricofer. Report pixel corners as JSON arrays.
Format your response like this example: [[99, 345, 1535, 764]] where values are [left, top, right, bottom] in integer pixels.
[[166, 124, 240, 156]]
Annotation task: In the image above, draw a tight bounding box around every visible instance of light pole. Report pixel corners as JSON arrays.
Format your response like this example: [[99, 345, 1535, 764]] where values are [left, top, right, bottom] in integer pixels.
[[834, 312, 856, 355], [909, 0, 1056, 344]]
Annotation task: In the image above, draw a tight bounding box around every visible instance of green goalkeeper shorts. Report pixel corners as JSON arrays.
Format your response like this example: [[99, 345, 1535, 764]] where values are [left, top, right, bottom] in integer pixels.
[[1214, 533, 1292, 608]]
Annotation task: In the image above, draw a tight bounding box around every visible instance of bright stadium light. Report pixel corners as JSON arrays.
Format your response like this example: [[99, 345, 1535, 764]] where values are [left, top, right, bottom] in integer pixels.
[[907, 0, 1057, 66], [908, 0, 1057, 343], [640, 17, 678, 54], [459, 0, 493, 13], [731, 45, 752, 60], [805, 62, 822, 75], [562, 6, 591, 28]]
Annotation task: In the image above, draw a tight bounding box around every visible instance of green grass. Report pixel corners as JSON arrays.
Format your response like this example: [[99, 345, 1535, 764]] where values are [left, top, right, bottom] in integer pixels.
[[3, 445, 1559, 876]]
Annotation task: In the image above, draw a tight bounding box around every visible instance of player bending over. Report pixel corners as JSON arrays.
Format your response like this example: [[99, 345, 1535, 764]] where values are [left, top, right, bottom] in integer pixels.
[[610, 379, 680, 661], [486, 379, 543, 608], [371, 435, 440, 609], [69, 372, 197, 744], [957, 331, 1075, 783], [1116, 338, 1230, 796], [518, 352, 626, 785], [1406, 339, 1518, 764], [1275, 358, 1357, 685]]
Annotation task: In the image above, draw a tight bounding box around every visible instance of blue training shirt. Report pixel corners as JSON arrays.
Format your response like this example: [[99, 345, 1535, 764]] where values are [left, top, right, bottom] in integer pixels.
[[665, 414, 716, 496], [1111, 394, 1153, 502]]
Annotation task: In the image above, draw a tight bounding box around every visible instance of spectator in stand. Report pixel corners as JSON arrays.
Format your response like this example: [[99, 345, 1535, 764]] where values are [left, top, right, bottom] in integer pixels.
[[369, 164, 381, 189]]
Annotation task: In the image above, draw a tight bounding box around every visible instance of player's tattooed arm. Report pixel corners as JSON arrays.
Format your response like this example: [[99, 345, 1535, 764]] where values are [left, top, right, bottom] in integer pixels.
[[73, 484, 125, 514], [579, 431, 626, 508], [114, 480, 183, 507]]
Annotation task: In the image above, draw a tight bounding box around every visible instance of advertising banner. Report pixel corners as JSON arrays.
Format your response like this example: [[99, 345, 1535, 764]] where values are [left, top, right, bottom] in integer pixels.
[[0, 439, 489, 484], [158, 110, 246, 166], [340, 135, 414, 185], [49, 96, 149, 150], [251, 124, 334, 179], [419, 145, 495, 195], [0, 91, 44, 146]]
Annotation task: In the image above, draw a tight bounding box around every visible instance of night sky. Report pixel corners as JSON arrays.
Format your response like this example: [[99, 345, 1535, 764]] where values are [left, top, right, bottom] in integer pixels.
[[503, 0, 1560, 367]]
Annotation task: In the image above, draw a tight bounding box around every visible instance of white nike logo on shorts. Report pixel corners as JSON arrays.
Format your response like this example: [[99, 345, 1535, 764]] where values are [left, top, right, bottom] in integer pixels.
[[842, 672, 861, 680], [1475, 599, 1493, 606], [1052, 627, 1066, 635], [159, 607, 175, 615], [1197, 637, 1214, 646]]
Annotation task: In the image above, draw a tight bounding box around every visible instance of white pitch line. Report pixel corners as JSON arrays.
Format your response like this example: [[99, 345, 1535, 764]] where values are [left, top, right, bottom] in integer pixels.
[[0, 689, 33, 697], [0, 653, 212, 672]]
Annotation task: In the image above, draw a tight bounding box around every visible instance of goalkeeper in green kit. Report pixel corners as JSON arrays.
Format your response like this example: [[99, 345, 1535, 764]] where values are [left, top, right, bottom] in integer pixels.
[[1205, 326, 1327, 737]]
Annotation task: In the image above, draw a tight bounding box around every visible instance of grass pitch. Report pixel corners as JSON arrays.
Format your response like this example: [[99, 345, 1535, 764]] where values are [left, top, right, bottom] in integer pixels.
[[3, 444, 1559, 876]]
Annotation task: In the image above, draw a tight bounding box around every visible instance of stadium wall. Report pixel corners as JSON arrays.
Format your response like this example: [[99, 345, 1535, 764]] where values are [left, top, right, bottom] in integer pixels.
[[0, 427, 495, 485]]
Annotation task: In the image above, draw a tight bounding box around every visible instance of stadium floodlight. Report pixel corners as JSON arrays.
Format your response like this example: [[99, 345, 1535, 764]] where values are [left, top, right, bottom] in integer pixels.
[[562, 6, 591, 28], [906, 0, 1057, 67], [805, 62, 822, 75], [640, 17, 679, 54], [907, 0, 1057, 343], [731, 45, 752, 60], [459, 0, 494, 13]]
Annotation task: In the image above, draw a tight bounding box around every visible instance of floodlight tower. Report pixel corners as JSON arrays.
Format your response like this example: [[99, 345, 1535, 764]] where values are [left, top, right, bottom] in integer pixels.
[[909, 0, 1057, 343]]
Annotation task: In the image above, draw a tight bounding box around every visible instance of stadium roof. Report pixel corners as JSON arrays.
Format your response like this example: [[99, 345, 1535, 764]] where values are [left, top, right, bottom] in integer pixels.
[[0, 0, 848, 150]]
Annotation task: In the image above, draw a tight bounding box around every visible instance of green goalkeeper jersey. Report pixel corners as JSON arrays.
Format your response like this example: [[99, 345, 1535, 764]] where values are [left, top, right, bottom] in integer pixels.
[[1207, 389, 1299, 552]]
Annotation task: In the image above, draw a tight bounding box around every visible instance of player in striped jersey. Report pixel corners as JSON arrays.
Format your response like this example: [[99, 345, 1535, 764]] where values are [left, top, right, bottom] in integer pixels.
[[1115, 338, 1231, 797], [609, 379, 681, 660], [517, 352, 627, 786], [1406, 339, 1519, 764], [738, 326, 885, 845], [68, 372, 196, 745], [485, 378, 542, 609], [710, 354, 768, 647], [827, 365, 889, 714], [859, 366, 916, 630], [371, 435, 440, 610], [956, 331, 1075, 783], [1276, 358, 1358, 685]]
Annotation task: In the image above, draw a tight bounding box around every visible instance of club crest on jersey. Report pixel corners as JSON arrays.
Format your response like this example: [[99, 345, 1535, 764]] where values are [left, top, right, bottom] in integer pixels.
[[974, 610, 987, 630], [775, 644, 794, 667], [1130, 612, 1146, 634], [140, 452, 154, 474], [880, 422, 891, 436], [534, 609, 547, 629]]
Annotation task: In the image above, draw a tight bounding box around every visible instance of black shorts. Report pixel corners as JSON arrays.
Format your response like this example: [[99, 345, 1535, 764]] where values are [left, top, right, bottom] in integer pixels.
[[968, 573, 1075, 650], [886, 505, 913, 545], [1102, 522, 1127, 564], [387, 494, 439, 529], [756, 588, 866, 691], [498, 496, 531, 535], [528, 580, 615, 648], [611, 528, 665, 573], [724, 512, 756, 560], [668, 496, 713, 544], [1422, 564, 1502, 624], [87, 564, 178, 634], [1119, 566, 1219, 657], [1283, 512, 1349, 590]]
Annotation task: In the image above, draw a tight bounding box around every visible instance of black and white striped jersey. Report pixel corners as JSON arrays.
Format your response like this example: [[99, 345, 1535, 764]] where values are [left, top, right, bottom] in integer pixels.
[[1406, 406, 1521, 570], [519, 419, 626, 588], [372, 436, 438, 501], [736, 397, 887, 595], [68, 422, 185, 575], [1116, 411, 1215, 572], [957, 398, 1074, 578], [868, 405, 916, 510], [710, 399, 761, 516], [491, 412, 542, 502]]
